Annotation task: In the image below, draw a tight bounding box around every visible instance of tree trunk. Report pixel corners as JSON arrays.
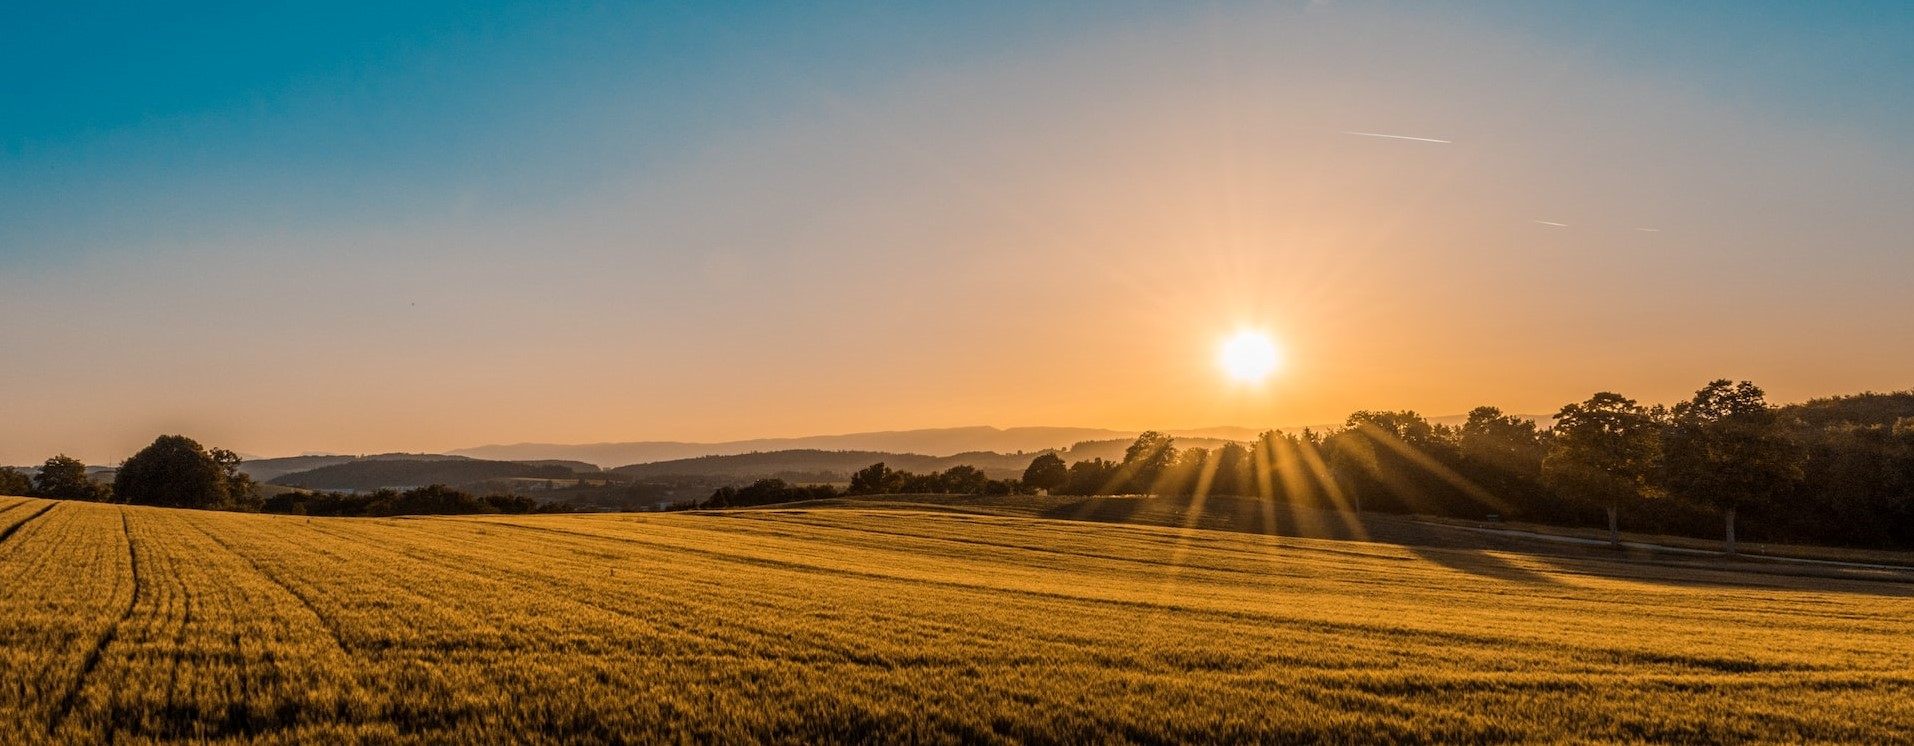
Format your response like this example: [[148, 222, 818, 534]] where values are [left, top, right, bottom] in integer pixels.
[[1606, 505, 1620, 548], [1723, 505, 1738, 557]]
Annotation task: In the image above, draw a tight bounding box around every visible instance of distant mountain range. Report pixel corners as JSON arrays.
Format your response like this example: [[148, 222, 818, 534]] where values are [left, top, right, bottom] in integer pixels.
[[265, 458, 583, 493], [172, 416, 1549, 495], [447, 420, 1548, 470], [610, 450, 1035, 481], [451, 425, 1298, 470], [10, 419, 1556, 480], [238, 452, 479, 482]]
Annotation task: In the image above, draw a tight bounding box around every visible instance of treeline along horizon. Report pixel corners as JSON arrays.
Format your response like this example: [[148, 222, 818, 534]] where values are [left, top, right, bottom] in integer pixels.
[[6, 380, 1912, 549], [683, 381, 1914, 552]]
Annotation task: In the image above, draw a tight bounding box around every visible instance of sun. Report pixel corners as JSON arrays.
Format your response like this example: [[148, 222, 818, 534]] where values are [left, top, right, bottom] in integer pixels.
[[1219, 330, 1282, 383]]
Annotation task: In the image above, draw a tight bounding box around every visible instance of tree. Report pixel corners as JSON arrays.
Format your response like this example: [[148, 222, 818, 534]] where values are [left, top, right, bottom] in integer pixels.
[[1167, 447, 1209, 497], [1329, 411, 1457, 514], [1460, 406, 1546, 480], [1119, 431, 1177, 494], [1459, 406, 1550, 518], [1323, 430, 1377, 513], [1210, 442, 1251, 497], [1021, 453, 1068, 494], [211, 447, 260, 511], [114, 435, 248, 509], [1061, 458, 1118, 495], [33, 454, 103, 501], [1542, 393, 1660, 546], [938, 465, 989, 495], [1251, 429, 1320, 504], [0, 467, 32, 497], [898, 470, 940, 493], [847, 462, 900, 495], [1663, 380, 1805, 555]]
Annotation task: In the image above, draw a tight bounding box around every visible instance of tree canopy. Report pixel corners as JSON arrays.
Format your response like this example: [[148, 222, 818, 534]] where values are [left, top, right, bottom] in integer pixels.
[[0, 467, 29, 497], [1021, 453, 1068, 494], [33, 455, 104, 501], [1542, 393, 1660, 545], [1662, 380, 1805, 553], [114, 435, 259, 510]]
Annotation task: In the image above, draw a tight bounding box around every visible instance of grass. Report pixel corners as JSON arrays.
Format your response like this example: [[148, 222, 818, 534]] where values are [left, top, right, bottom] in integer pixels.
[[1, 494, 1911, 743]]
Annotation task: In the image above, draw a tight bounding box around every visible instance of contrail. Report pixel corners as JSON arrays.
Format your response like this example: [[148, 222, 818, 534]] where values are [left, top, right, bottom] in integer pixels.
[[1342, 131, 1452, 144], [1635, 227, 1662, 232], [1534, 220, 1567, 227]]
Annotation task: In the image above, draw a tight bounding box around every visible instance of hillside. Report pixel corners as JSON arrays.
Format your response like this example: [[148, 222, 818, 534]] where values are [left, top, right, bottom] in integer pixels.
[[1782, 390, 1914, 427], [610, 449, 1036, 481], [234, 455, 359, 482], [452, 426, 1130, 467], [453, 419, 1558, 470], [239, 453, 480, 482], [267, 458, 571, 492], [1, 496, 1910, 742]]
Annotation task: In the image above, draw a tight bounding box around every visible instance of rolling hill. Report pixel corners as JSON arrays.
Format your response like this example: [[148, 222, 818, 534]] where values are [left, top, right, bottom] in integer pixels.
[[451, 426, 1133, 468], [609, 449, 1036, 481], [266, 458, 574, 492], [452, 419, 1557, 470]]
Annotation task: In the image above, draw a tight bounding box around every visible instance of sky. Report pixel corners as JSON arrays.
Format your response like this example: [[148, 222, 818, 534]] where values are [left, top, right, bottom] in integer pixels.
[[5, 1, 1914, 464]]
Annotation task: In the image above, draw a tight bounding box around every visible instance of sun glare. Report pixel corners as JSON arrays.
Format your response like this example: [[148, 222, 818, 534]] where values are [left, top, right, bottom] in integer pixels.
[[1219, 330, 1281, 383]]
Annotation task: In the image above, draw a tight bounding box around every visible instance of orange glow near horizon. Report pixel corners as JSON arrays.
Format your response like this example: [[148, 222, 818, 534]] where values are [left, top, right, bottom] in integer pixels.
[[4, 4, 1914, 467]]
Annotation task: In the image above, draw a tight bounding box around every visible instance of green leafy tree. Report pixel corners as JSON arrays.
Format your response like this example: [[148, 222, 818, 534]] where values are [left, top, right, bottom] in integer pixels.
[[1167, 446, 1209, 497], [1210, 442, 1251, 497], [0, 466, 34, 496], [1020, 453, 1068, 494], [114, 435, 251, 509], [33, 454, 102, 501], [938, 465, 989, 495], [1663, 380, 1805, 555], [211, 447, 261, 511], [1460, 406, 1546, 480], [1459, 406, 1550, 519], [1323, 429, 1377, 513], [1542, 393, 1660, 546], [1329, 411, 1453, 514], [1345, 410, 1449, 450], [1119, 431, 1177, 494], [847, 462, 901, 495], [1251, 429, 1321, 504], [1061, 458, 1118, 495]]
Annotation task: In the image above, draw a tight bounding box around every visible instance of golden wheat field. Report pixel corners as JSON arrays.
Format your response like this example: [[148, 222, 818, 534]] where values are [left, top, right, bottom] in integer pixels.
[[1, 495, 1911, 744]]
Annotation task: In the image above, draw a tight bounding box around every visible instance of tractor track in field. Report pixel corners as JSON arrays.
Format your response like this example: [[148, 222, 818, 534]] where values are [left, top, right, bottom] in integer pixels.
[[0, 502, 58, 546], [47, 508, 141, 736], [185, 520, 353, 654]]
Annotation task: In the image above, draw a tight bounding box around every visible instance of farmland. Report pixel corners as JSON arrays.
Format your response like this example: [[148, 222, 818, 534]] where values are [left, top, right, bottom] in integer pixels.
[[1, 495, 1911, 743]]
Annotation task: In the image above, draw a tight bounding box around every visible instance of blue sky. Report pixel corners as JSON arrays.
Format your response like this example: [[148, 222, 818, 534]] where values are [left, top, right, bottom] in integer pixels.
[[9, 2, 1910, 265], [8, 1, 1912, 265], [5, 2, 1914, 463], [2, 2, 1186, 263]]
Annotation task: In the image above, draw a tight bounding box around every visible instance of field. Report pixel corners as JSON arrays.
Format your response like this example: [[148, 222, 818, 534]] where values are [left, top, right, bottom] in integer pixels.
[[2, 495, 1912, 744]]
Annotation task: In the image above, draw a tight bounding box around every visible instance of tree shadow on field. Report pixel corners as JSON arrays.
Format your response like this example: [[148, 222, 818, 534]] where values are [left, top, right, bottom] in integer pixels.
[[1405, 545, 1565, 587], [1523, 552, 1914, 598], [1035, 495, 1393, 542], [1039, 496, 1150, 526]]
